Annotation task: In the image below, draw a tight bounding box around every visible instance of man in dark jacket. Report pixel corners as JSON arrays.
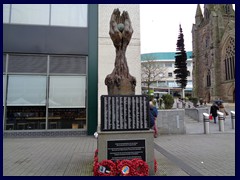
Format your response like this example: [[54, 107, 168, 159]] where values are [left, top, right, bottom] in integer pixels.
[[210, 103, 219, 123], [149, 101, 158, 138]]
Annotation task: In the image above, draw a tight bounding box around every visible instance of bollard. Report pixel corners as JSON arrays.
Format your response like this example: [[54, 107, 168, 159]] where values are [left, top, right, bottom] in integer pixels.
[[217, 112, 224, 132], [203, 113, 210, 134], [231, 111, 235, 129]]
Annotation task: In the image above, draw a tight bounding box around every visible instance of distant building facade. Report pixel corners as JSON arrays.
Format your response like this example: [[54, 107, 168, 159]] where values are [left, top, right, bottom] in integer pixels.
[[141, 51, 193, 96], [192, 4, 235, 102]]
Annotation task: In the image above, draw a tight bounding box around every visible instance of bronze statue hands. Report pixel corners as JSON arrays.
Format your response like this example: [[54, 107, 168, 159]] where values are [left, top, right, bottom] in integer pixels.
[[109, 8, 133, 50]]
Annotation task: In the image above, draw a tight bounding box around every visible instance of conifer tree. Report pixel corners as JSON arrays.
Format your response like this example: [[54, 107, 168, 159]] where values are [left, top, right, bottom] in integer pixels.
[[174, 24, 188, 89]]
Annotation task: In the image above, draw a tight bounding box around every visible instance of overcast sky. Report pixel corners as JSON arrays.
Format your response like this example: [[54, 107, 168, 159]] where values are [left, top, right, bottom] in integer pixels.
[[140, 4, 235, 54]]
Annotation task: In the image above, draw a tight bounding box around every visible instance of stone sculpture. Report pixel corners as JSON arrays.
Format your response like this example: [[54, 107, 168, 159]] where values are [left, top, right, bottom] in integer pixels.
[[105, 9, 136, 95]]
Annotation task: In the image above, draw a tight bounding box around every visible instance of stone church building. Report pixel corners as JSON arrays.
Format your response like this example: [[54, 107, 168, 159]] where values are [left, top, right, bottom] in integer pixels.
[[192, 4, 235, 103]]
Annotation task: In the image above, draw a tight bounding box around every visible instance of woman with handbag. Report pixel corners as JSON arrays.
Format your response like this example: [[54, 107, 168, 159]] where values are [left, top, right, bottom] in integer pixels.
[[210, 103, 219, 123]]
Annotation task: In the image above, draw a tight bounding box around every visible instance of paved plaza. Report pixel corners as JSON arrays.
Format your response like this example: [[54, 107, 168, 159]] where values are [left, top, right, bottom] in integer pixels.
[[3, 104, 235, 176]]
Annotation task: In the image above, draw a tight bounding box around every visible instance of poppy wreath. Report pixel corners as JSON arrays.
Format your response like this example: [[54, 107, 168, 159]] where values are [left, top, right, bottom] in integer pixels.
[[117, 159, 135, 176], [94, 149, 98, 158], [93, 149, 99, 175], [154, 159, 158, 174], [97, 159, 117, 176], [93, 161, 99, 176], [94, 156, 98, 164], [131, 158, 149, 176]]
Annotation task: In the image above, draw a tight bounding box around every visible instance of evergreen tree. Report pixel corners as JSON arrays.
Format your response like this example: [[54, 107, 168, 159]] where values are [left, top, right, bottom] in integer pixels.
[[174, 24, 188, 89]]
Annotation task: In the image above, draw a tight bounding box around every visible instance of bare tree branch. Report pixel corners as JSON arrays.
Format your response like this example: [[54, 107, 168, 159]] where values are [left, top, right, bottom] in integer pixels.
[[141, 54, 168, 92]]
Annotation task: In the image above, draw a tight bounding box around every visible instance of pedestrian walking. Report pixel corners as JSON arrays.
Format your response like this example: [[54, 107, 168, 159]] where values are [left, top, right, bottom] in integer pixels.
[[219, 103, 229, 119], [210, 103, 219, 123], [149, 101, 158, 138]]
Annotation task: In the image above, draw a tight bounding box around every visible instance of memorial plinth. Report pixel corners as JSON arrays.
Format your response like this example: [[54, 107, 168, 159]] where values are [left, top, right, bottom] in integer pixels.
[[97, 128, 155, 175], [98, 95, 155, 175]]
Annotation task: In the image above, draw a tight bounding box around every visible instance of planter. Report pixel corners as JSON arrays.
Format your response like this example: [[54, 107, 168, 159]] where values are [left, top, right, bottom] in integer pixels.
[[156, 109, 186, 134]]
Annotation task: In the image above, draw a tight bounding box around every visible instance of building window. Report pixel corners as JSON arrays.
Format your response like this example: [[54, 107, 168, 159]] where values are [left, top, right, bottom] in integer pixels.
[[224, 57, 235, 81], [187, 71, 190, 76], [165, 63, 172, 67], [6, 106, 46, 130], [157, 81, 167, 87], [11, 4, 50, 25], [4, 54, 87, 131], [6, 75, 47, 130], [224, 37, 235, 81], [3, 4, 88, 27], [207, 70, 211, 87], [3, 4, 10, 23], [168, 72, 173, 77], [49, 76, 86, 108], [51, 4, 88, 27], [7, 75, 47, 106], [168, 81, 177, 87], [225, 4, 230, 14], [48, 108, 86, 129]]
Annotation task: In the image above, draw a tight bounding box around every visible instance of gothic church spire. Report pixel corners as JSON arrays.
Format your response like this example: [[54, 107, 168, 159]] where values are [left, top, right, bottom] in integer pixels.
[[195, 4, 203, 26]]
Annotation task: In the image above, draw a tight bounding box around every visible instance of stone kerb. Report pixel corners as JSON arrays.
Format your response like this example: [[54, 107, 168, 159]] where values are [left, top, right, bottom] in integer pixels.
[[157, 109, 186, 134], [185, 107, 208, 122]]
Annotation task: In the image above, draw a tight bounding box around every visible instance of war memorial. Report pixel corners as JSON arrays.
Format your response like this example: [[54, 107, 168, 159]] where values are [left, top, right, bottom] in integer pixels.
[[96, 9, 155, 176]]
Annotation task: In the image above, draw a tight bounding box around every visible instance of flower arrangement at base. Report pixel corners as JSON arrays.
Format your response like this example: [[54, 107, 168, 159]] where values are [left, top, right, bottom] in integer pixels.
[[93, 161, 99, 176], [93, 149, 156, 176], [116, 159, 135, 176], [131, 158, 149, 176], [93, 149, 99, 176], [97, 159, 117, 176], [154, 159, 158, 173]]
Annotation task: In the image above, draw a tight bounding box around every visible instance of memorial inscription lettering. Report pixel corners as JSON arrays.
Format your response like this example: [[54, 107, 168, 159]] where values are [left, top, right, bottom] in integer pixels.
[[101, 95, 149, 131], [107, 139, 146, 161]]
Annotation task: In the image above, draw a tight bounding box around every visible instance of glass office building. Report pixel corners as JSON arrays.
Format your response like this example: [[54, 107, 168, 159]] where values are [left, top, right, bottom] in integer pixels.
[[3, 4, 98, 135]]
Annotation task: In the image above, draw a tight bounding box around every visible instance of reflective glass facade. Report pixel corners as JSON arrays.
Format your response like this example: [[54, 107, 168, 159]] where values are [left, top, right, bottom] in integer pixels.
[[4, 54, 87, 131], [3, 4, 98, 134], [3, 4, 88, 27]]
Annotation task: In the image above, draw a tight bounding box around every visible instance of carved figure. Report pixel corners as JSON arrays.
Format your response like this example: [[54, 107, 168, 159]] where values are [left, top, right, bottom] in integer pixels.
[[105, 9, 136, 95]]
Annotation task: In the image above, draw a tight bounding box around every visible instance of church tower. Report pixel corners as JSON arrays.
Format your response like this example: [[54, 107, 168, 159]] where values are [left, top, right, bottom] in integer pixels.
[[195, 4, 203, 26], [192, 4, 235, 102]]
